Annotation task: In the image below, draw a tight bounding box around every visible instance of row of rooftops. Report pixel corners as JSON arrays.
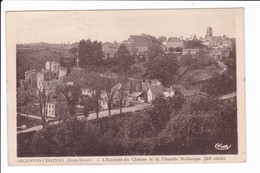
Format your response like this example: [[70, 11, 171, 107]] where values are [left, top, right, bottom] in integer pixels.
[[102, 34, 233, 51]]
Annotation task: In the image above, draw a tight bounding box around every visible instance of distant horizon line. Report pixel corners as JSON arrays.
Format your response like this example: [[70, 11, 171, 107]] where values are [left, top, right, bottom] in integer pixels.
[[16, 34, 235, 45]]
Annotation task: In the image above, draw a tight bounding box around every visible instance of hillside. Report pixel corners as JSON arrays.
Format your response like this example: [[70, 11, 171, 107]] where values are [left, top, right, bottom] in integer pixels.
[[16, 48, 76, 83]]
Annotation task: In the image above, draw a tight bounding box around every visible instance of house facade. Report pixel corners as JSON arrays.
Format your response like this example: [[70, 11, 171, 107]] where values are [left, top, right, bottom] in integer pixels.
[[46, 102, 56, 118], [45, 61, 60, 74], [24, 69, 37, 85], [147, 85, 163, 103], [128, 92, 145, 103], [36, 70, 54, 94], [208, 36, 232, 49], [59, 67, 68, 79], [182, 48, 200, 55], [210, 48, 230, 60], [166, 37, 184, 50], [102, 42, 119, 60], [51, 61, 60, 74], [45, 61, 51, 71], [128, 34, 154, 56], [163, 88, 175, 97], [42, 99, 56, 119]]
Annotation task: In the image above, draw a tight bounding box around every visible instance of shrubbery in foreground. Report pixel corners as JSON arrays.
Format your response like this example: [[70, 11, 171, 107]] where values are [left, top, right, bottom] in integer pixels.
[[17, 94, 237, 157]]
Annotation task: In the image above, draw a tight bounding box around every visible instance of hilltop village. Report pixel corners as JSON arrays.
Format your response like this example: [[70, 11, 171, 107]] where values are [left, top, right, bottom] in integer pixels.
[[16, 26, 237, 156], [17, 26, 236, 121]]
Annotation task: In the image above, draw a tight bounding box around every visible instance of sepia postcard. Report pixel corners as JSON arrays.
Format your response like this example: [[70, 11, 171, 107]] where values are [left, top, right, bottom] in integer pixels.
[[6, 8, 246, 165]]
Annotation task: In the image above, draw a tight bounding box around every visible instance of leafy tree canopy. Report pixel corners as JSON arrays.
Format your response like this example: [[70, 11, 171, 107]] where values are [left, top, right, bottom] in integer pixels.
[[78, 39, 103, 67], [145, 53, 179, 86]]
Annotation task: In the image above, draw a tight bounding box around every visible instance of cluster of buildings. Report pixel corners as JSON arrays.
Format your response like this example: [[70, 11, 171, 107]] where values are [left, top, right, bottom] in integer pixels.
[[102, 34, 156, 60], [20, 58, 176, 119], [20, 60, 70, 119], [101, 26, 234, 62], [80, 73, 175, 111], [19, 26, 235, 120]]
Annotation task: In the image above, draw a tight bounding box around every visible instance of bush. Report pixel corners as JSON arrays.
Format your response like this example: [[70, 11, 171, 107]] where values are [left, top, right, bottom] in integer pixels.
[[182, 94, 218, 114], [21, 98, 237, 156], [126, 112, 156, 139], [30, 118, 103, 156], [155, 113, 217, 155], [126, 138, 155, 155]]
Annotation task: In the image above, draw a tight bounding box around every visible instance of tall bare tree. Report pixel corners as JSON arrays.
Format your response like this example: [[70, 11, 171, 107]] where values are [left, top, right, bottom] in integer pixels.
[[35, 83, 56, 128], [117, 77, 131, 114], [57, 83, 81, 118], [103, 74, 119, 116], [84, 72, 104, 119]]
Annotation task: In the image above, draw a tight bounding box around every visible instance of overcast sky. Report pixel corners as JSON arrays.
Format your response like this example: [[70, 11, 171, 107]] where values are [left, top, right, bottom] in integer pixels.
[[10, 9, 237, 44]]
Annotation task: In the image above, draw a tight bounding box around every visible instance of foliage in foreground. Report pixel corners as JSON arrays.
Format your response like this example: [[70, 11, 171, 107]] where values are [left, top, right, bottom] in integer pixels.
[[17, 94, 237, 157]]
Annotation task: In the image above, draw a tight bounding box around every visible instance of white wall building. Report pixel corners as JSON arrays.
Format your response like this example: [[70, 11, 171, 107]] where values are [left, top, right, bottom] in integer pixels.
[[45, 61, 51, 71], [42, 101, 56, 118], [59, 67, 68, 79], [147, 85, 163, 103], [163, 88, 175, 97], [50, 61, 60, 74]]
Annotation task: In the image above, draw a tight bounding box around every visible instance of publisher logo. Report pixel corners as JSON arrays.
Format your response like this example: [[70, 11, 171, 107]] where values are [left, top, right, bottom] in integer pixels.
[[215, 143, 232, 151]]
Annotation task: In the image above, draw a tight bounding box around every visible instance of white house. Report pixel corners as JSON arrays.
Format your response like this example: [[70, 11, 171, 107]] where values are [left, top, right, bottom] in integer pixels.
[[59, 67, 68, 79], [163, 88, 175, 97], [166, 37, 184, 50], [45, 61, 51, 71], [128, 92, 145, 103], [147, 85, 163, 103], [42, 99, 56, 119], [182, 48, 200, 55], [46, 102, 56, 118], [50, 61, 60, 74], [25, 69, 37, 83]]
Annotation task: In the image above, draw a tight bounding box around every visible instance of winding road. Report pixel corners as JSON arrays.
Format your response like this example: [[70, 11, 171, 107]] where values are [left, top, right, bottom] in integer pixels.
[[17, 103, 150, 134]]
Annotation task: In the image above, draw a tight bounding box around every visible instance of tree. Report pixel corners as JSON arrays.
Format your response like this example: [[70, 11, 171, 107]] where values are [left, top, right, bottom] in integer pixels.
[[117, 77, 131, 114], [168, 47, 175, 53], [158, 36, 167, 43], [146, 90, 186, 131], [183, 93, 218, 114], [175, 47, 183, 52], [82, 96, 95, 119], [84, 72, 104, 119], [224, 58, 236, 72], [57, 83, 82, 117], [201, 74, 236, 96], [192, 50, 214, 69], [167, 90, 185, 114], [179, 54, 193, 66], [69, 47, 78, 57], [147, 44, 164, 61], [30, 118, 102, 156], [156, 113, 215, 155], [78, 39, 103, 67], [17, 86, 34, 111], [145, 53, 179, 86], [150, 94, 172, 129], [35, 85, 56, 128], [103, 74, 119, 116], [117, 44, 133, 73]]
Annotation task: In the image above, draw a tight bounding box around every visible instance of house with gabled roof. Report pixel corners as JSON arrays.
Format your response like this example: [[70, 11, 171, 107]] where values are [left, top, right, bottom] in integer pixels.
[[128, 34, 154, 56]]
